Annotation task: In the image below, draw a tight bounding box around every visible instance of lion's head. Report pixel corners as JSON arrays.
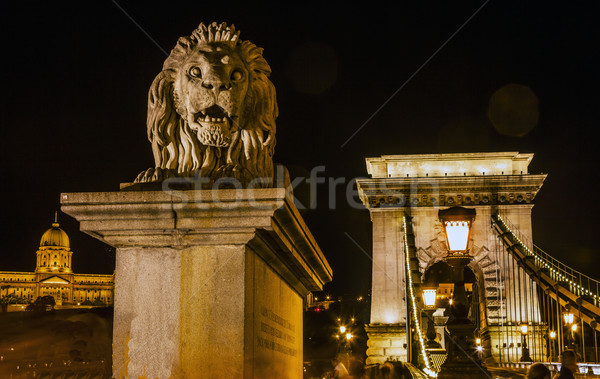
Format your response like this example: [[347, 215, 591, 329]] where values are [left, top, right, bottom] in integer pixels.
[[134, 22, 278, 187]]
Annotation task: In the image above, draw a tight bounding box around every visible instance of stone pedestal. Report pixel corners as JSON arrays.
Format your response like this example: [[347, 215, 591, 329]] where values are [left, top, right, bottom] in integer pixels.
[[61, 188, 332, 379], [438, 321, 490, 379], [364, 324, 408, 364]]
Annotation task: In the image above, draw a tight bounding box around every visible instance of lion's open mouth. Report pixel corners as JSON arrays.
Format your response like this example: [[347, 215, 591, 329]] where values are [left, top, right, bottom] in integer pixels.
[[187, 105, 238, 147], [193, 105, 237, 129]]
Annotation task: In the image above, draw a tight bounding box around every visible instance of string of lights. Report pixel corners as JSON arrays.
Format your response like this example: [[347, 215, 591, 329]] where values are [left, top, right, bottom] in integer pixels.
[[403, 216, 437, 378], [496, 213, 598, 301]]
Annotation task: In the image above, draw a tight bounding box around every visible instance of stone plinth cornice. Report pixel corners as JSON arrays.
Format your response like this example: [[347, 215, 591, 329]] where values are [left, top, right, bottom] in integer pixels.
[[61, 188, 332, 294], [357, 174, 546, 208]]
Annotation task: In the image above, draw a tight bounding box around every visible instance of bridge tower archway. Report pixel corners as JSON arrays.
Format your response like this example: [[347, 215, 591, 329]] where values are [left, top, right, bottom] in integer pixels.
[[357, 152, 547, 366]]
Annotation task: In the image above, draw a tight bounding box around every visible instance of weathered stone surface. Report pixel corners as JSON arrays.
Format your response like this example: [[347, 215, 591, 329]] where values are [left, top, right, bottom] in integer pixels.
[[134, 22, 278, 187], [366, 348, 385, 356], [61, 188, 332, 378]]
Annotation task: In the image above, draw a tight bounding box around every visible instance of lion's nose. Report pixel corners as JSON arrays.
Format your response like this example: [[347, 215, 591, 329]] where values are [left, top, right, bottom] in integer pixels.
[[201, 78, 232, 92]]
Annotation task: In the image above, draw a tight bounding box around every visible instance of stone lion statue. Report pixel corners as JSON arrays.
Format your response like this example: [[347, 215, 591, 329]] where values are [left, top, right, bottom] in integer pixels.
[[134, 22, 278, 187]]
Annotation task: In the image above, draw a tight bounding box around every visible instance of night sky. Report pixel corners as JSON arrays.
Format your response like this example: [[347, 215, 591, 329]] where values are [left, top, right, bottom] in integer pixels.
[[2, 1, 598, 296]]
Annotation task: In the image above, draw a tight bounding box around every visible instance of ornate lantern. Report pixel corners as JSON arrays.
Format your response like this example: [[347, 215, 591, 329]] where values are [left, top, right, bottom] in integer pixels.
[[439, 206, 476, 257]]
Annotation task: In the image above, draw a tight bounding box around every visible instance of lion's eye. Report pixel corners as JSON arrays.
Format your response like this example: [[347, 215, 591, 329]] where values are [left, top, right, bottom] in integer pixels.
[[231, 70, 244, 81], [189, 67, 202, 78]]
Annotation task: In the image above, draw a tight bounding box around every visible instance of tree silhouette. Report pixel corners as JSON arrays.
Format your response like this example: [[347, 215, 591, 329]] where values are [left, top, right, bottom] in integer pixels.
[[26, 295, 56, 312], [1, 293, 21, 312]]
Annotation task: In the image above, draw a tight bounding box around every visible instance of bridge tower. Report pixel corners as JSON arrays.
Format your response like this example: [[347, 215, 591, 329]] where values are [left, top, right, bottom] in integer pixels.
[[357, 152, 547, 365]]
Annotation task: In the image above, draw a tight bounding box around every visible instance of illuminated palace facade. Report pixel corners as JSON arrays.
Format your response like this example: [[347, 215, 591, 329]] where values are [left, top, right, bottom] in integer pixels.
[[0, 217, 114, 306]]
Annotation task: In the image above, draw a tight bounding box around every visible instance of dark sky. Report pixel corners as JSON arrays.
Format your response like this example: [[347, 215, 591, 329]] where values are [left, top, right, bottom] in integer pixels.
[[2, 1, 598, 296]]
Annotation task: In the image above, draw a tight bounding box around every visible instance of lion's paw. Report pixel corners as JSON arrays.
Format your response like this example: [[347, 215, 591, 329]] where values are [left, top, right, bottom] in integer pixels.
[[211, 164, 252, 186], [134, 167, 175, 183]]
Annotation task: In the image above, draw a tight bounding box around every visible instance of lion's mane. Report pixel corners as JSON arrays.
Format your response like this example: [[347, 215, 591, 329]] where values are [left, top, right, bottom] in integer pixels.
[[141, 22, 278, 186]]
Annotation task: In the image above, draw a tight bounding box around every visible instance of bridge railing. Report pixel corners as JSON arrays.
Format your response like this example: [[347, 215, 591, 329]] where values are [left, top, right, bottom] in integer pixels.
[[496, 212, 600, 307]]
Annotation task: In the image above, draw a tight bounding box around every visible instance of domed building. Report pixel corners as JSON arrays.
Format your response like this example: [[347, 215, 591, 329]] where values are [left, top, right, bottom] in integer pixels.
[[37, 217, 73, 274], [0, 214, 114, 308]]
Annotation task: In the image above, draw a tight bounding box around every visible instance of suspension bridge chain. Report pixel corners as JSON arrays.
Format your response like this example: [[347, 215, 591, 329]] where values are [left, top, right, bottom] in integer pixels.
[[492, 212, 600, 332]]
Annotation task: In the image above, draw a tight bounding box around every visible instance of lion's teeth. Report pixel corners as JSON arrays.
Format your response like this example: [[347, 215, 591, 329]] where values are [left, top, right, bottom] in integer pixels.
[[199, 115, 227, 123]]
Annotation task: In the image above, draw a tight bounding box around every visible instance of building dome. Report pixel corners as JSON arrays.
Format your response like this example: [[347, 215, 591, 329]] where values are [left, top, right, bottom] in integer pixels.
[[40, 220, 70, 249]]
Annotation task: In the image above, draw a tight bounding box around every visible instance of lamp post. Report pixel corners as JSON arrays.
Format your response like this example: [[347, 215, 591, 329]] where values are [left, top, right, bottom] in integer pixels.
[[422, 287, 442, 349], [519, 324, 532, 362], [564, 312, 576, 351], [436, 207, 490, 379], [549, 330, 557, 361], [337, 325, 352, 371], [571, 323, 579, 356]]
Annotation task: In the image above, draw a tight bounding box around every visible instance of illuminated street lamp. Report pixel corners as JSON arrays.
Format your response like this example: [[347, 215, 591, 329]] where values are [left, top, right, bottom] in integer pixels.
[[519, 324, 532, 362], [564, 313, 574, 325], [422, 287, 441, 349], [422, 288, 437, 309], [437, 207, 489, 379], [336, 326, 352, 372], [563, 311, 577, 351]]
